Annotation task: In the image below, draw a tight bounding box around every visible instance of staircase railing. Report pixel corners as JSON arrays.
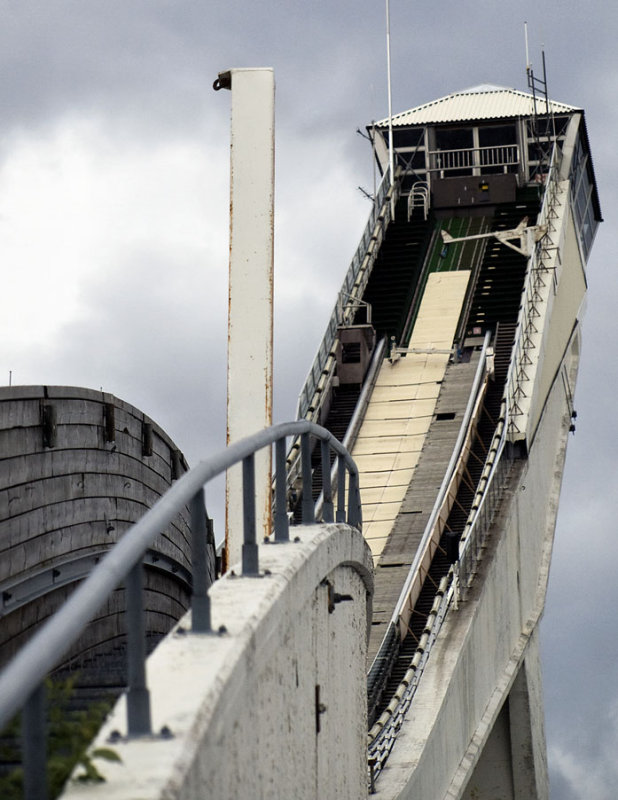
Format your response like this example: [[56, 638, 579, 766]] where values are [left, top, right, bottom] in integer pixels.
[[295, 167, 400, 423], [367, 332, 516, 783], [506, 142, 563, 441], [0, 420, 362, 800], [367, 333, 491, 717], [407, 181, 429, 220], [367, 255, 553, 781]]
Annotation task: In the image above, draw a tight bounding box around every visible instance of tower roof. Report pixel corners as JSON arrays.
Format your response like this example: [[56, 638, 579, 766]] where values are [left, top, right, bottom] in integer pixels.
[[376, 85, 580, 127]]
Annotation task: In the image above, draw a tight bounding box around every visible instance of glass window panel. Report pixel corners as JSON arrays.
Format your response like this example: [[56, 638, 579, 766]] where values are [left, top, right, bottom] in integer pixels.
[[478, 125, 517, 147], [402, 150, 425, 170], [584, 203, 597, 246], [553, 116, 570, 136], [392, 128, 424, 149], [435, 127, 473, 151]]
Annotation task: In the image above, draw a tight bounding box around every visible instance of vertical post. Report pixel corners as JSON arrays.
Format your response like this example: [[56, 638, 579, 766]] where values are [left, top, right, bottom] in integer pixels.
[[385, 0, 395, 219], [321, 439, 334, 523], [217, 67, 275, 568], [336, 454, 346, 523], [190, 489, 212, 632], [242, 454, 259, 574], [274, 437, 289, 542], [22, 683, 47, 800], [126, 562, 151, 736], [348, 470, 362, 528], [301, 432, 314, 524]]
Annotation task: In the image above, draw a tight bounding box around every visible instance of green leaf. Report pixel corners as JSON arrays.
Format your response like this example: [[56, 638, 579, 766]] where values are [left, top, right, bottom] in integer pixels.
[[91, 747, 123, 763]]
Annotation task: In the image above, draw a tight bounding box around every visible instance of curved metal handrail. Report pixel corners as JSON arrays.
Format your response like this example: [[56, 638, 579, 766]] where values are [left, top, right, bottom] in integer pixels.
[[368, 332, 491, 685], [0, 420, 362, 797], [367, 389, 513, 783], [367, 335, 518, 781]]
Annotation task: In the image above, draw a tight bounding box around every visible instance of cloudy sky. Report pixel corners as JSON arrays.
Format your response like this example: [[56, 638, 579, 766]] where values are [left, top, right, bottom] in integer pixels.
[[1, 2, 615, 796]]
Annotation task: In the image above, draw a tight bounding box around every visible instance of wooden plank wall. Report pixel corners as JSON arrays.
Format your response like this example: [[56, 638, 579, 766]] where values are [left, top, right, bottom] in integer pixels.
[[0, 386, 216, 698]]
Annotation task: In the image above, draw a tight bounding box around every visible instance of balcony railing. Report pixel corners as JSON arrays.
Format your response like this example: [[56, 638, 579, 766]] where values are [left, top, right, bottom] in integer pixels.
[[428, 144, 520, 175]]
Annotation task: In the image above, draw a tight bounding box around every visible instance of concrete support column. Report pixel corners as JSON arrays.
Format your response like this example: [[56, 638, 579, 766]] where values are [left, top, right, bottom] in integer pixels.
[[218, 68, 275, 567], [509, 630, 549, 800]]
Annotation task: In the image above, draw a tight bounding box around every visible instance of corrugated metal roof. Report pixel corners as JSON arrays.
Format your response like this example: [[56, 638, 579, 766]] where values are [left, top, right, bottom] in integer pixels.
[[376, 85, 580, 127]]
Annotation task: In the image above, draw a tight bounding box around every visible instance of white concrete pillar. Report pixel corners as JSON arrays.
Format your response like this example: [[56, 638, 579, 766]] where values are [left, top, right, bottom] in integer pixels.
[[217, 68, 275, 568]]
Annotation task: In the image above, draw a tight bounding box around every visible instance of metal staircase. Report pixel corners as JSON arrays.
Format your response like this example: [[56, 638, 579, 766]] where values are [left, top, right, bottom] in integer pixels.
[[356, 200, 432, 344]]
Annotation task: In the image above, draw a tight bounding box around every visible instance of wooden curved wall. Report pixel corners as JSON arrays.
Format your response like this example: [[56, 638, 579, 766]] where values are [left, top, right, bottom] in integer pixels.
[[0, 385, 216, 699]]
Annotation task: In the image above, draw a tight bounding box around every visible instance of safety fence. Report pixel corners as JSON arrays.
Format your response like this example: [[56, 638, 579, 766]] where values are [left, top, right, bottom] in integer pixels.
[[295, 167, 398, 422], [0, 420, 362, 800], [367, 335, 522, 784]]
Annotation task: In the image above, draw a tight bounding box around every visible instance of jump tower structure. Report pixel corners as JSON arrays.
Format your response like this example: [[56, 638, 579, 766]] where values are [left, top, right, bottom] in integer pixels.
[[2, 80, 600, 800], [289, 82, 601, 798]]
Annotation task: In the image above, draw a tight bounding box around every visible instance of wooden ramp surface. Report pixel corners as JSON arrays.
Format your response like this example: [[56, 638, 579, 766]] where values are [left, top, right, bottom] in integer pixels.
[[353, 271, 471, 563]]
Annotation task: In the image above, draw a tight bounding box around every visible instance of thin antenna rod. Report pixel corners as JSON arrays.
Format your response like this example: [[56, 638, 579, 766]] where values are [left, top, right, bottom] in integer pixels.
[[541, 48, 549, 114], [385, 0, 395, 216], [524, 21, 531, 74], [372, 122, 377, 199]]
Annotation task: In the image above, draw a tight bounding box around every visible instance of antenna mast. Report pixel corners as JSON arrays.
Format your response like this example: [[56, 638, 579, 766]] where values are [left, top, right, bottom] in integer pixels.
[[386, 0, 395, 217], [524, 22, 555, 178]]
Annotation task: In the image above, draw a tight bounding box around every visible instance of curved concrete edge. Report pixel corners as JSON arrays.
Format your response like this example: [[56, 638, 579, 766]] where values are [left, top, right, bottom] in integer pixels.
[[60, 523, 373, 800]]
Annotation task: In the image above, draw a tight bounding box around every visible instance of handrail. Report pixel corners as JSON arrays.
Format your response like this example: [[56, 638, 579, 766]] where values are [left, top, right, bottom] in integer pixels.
[[313, 336, 387, 520], [0, 420, 362, 797], [295, 167, 399, 422], [427, 143, 520, 175], [368, 331, 491, 678], [505, 142, 563, 441], [456, 403, 510, 592], [368, 354, 512, 782], [407, 181, 429, 221]]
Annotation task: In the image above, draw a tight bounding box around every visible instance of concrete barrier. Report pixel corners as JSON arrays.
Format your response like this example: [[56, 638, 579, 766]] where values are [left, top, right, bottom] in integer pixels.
[[61, 522, 373, 800]]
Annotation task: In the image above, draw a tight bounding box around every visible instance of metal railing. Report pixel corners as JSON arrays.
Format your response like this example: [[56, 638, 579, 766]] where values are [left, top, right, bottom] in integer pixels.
[[407, 181, 429, 221], [368, 334, 491, 686], [0, 420, 362, 800], [367, 413, 514, 786], [368, 147, 565, 783], [368, 575, 451, 790], [367, 334, 516, 783], [295, 167, 398, 422], [427, 144, 520, 175], [506, 143, 563, 440]]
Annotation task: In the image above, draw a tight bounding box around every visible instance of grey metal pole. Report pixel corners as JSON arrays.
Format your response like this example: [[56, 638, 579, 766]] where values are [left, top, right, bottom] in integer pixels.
[[385, 0, 395, 219], [190, 489, 212, 632], [23, 682, 47, 800], [126, 563, 151, 736], [348, 470, 362, 528], [321, 439, 334, 523], [242, 454, 259, 574], [274, 437, 289, 541], [336, 454, 346, 523], [301, 432, 314, 524]]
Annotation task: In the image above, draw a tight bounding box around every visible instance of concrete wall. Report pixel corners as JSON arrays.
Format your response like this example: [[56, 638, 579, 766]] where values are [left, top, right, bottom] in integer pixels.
[[528, 187, 587, 444], [372, 325, 580, 800], [61, 523, 373, 800], [460, 629, 548, 800]]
